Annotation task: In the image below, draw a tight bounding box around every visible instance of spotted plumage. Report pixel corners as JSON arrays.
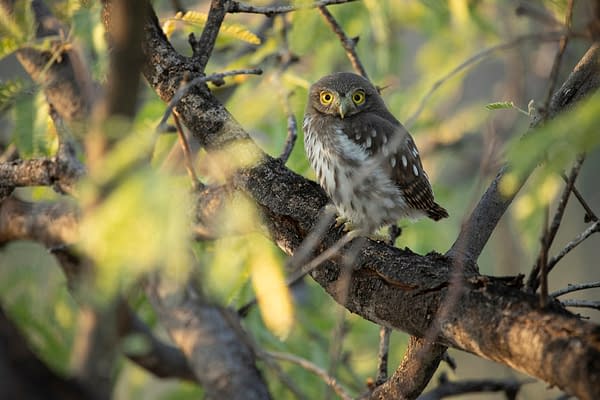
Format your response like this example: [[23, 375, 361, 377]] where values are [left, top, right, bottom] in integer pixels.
[[303, 72, 448, 234]]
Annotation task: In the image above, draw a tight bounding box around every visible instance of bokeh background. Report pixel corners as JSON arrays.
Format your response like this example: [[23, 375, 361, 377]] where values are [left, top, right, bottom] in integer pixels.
[[1, 0, 599, 398]]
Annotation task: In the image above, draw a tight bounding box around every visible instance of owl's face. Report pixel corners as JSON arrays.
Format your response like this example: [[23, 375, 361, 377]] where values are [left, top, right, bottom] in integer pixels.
[[307, 72, 383, 119]]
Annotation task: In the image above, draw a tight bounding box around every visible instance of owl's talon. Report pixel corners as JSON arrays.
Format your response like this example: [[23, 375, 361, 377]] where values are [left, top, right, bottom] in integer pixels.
[[334, 216, 348, 229], [367, 232, 389, 242]]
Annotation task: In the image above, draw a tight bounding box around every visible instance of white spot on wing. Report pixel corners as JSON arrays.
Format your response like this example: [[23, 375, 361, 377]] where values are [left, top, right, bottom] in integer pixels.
[[413, 164, 419, 176], [390, 157, 396, 167], [382, 135, 388, 144], [365, 137, 372, 148], [371, 129, 377, 138], [412, 147, 419, 157], [402, 155, 408, 168], [355, 133, 361, 140]]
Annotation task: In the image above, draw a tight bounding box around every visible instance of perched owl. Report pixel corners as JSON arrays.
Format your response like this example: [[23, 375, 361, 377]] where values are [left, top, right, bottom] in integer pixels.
[[303, 72, 448, 234]]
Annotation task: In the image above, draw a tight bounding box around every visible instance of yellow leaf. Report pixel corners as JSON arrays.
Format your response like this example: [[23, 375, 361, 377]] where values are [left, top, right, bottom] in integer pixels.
[[249, 235, 294, 339], [166, 11, 261, 45]]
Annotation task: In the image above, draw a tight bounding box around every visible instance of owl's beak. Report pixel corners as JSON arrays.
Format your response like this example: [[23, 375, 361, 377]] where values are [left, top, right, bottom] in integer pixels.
[[337, 96, 353, 119]]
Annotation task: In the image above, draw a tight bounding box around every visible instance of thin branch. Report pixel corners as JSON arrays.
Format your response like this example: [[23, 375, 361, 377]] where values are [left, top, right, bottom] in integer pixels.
[[528, 157, 585, 292], [259, 354, 309, 400], [560, 300, 600, 311], [279, 96, 298, 162], [561, 172, 598, 223], [317, 5, 368, 79], [264, 350, 353, 400], [551, 281, 600, 298], [276, 16, 299, 163], [539, 207, 550, 307], [375, 327, 391, 385], [227, 0, 358, 15], [547, 221, 600, 274], [191, 0, 227, 72], [418, 377, 527, 400], [370, 336, 446, 400], [406, 31, 571, 128], [157, 68, 263, 131], [172, 112, 202, 188], [543, 0, 574, 115]]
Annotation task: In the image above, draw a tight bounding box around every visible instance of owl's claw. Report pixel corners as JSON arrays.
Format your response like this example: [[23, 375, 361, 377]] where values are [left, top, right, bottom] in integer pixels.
[[334, 216, 357, 232]]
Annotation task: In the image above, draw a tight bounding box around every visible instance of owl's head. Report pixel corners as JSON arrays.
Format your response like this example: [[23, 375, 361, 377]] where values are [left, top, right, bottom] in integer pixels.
[[307, 72, 383, 119]]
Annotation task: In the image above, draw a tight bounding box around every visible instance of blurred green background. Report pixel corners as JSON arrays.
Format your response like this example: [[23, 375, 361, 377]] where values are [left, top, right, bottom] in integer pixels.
[[1, 0, 599, 399]]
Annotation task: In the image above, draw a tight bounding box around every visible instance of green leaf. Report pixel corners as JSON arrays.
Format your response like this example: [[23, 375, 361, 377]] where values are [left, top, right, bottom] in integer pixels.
[[485, 101, 529, 116], [485, 101, 515, 110]]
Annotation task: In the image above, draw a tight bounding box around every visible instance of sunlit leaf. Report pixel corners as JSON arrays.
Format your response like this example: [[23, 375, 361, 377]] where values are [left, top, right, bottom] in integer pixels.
[[249, 234, 294, 340], [166, 11, 261, 45]]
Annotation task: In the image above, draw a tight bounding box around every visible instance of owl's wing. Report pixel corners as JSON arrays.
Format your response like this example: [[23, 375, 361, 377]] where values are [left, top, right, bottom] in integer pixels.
[[344, 113, 448, 220]]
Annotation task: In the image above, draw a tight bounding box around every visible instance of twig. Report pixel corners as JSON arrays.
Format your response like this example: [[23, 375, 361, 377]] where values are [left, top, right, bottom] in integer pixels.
[[542, 0, 574, 115], [406, 31, 570, 128], [317, 5, 368, 79], [375, 326, 391, 385], [528, 157, 585, 292], [325, 312, 348, 400], [279, 98, 298, 162], [172, 112, 202, 188], [287, 231, 364, 287], [418, 377, 528, 400], [539, 207, 550, 307], [551, 280, 600, 298], [547, 221, 600, 274], [238, 230, 362, 317], [259, 354, 309, 400], [157, 68, 263, 131], [560, 300, 600, 311], [263, 350, 353, 400], [561, 172, 598, 223], [277, 15, 298, 163], [227, 0, 358, 15], [191, 0, 227, 72]]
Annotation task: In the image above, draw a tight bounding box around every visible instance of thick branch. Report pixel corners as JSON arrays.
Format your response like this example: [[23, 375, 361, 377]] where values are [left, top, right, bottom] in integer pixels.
[[130, 4, 600, 398], [9, 0, 93, 125], [146, 278, 271, 400]]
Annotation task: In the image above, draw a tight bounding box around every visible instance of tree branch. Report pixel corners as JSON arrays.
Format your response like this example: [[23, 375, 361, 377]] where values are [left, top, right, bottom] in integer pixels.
[[112, 3, 600, 398], [370, 336, 446, 400], [0, 196, 197, 382], [227, 0, 358, 16], [146, 277, 271, 400], [447, 43, 600, 267]]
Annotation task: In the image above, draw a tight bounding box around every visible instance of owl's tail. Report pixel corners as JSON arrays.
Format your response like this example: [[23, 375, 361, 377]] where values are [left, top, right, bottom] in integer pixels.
[[427, 202, 449, 221]]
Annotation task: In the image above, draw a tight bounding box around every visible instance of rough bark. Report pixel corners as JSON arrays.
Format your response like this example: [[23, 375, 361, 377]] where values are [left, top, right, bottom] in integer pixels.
[[134, 3, 600, 397]]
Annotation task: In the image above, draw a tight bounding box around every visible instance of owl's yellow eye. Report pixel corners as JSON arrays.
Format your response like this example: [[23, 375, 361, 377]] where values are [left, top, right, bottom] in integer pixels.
[[320, 91, 334, 105], [352, 90, 365, 105]]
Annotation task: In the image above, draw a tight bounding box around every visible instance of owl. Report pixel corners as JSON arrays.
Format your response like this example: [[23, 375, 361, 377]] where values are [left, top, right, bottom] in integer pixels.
[[303, 72, 448, 235]]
